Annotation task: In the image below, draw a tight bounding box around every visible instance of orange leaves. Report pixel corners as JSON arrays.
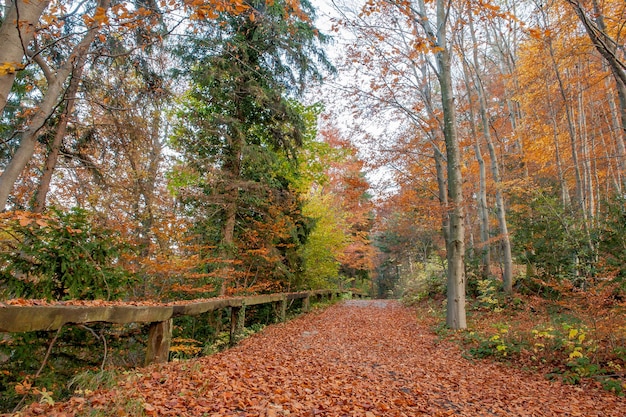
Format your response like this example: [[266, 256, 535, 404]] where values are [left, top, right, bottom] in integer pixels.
[[143, 402, 157, 415], [16, 301, 626, 416], [185, 0, 251, 21], [93, 7, 109, 25], [14, 379, 33, 395], [528, 27, 552, 40], [1, 210, 49, 228]]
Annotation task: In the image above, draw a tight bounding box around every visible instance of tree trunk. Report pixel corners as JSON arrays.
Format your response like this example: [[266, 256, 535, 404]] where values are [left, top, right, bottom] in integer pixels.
[[460, 56, 490, 279], [545, 79, 571, 207], [548, 41, 584, 210], [566, 0, 626, 184], [414, 0, 466, 329], [467, 12, 513, 293], [433, 145, 449, 244], [0, 0, 110, 211], [32, 61, 85, 213], [0, 0, 51, 115], [604, 75, 626, 192], [436, 20, 466, 330], [219, 133, 243, 295]]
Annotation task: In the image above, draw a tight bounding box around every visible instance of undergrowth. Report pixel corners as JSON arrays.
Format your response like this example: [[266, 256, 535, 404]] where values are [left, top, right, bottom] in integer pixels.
[[411, 284, 626, 396]]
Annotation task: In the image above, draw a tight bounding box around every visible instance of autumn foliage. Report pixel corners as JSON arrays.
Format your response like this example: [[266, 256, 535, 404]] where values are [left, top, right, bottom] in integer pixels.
[[2, 0, 626, 413], [16, 301, 626, 416]]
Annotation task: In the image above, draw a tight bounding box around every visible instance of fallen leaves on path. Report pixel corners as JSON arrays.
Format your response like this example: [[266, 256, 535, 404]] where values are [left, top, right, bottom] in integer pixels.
[[16, 300, 626, 416]]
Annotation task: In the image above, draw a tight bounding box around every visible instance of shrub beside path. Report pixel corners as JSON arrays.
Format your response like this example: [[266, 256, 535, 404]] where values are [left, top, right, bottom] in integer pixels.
[[17, 300, 626, 416]]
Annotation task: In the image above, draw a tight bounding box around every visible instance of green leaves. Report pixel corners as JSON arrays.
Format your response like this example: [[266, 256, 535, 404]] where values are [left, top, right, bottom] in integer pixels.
[[0, 208, 132, 300], [168, 0, 333, 293]]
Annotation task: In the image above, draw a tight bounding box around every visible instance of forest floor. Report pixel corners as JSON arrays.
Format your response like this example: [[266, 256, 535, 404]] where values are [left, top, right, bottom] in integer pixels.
[[14, 299, 626, 417]]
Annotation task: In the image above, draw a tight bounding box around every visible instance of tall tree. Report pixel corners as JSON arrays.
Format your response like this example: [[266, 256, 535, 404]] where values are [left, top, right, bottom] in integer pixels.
[[172, 0, 330, 294], [421, 0, 467, 328], [463, 4, 514, 293], [331, 0, 468, 327]]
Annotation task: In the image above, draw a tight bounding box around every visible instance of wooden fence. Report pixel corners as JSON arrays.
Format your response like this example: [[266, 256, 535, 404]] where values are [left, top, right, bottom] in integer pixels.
[[0, 290, 364, 365]]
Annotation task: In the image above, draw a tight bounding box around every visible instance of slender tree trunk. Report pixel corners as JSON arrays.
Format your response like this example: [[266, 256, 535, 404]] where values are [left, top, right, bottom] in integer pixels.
[[438, 43, 466, 329], [548, 42, 584, 210], [32, 61, 86, 213], [566, 0, 626, 181], [219, 134, 243, 295], [545, 78, 571, 207], [460, 56, 490, 279], [0, 0, 110, 211], [434, 145, 449, 245], [604, 77, 626, 192], [577, 77, 594, 220], [0, 0, 51, 114], [468, 11, 513, 293], [141, 109, 165, 253], [413, 0, 465, 328]]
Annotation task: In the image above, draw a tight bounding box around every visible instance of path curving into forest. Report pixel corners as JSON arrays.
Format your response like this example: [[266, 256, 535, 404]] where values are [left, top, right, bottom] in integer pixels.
[[19, 300, 626, 416]]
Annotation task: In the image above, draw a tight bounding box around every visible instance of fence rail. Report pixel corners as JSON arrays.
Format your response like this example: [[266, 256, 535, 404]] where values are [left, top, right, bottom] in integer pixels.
[[0, 289, 365, 364]]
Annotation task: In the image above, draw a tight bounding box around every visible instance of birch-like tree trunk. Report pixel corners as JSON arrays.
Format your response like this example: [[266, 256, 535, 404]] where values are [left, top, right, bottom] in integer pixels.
[[0, 0, 51, 115], [419, 0, 467, 329], [467, 12, 513, 293], [565, 0, 626, 147], [0, 0, 111, 211], [32, 62, 86, 213], [460, 57, 490, 280]]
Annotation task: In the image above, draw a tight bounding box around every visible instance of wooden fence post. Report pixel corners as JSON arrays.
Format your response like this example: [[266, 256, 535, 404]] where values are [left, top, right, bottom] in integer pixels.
[[280, 297, 287, 322], [145, 319, 173, 365], [229, 306, 245, 347], [303, 295, 310, 313]]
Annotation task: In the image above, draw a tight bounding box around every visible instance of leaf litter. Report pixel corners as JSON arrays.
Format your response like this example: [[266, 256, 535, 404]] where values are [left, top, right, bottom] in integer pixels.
[[14, 300, 626, 416]]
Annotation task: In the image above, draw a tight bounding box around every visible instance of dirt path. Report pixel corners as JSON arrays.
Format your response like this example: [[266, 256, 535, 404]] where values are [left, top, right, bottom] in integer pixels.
[[20, 300, 626, 416]]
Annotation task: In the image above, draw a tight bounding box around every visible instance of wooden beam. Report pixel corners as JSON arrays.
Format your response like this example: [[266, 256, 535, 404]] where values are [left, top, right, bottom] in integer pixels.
[[0, 290, 348, 334], [0, 305, 173, 333]]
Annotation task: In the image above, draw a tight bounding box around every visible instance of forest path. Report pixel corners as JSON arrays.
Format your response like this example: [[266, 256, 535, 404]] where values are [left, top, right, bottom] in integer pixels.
[[24, 300, 626, 416]]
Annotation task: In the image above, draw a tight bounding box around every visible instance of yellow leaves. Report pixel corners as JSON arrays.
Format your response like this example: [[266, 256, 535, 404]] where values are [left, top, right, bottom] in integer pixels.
[[532, 327, 555, 339], [0, 62, 25, 75], [569, 347, 584, 359], [170, 337, 203, 357], [567, 327, 586, 343]]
